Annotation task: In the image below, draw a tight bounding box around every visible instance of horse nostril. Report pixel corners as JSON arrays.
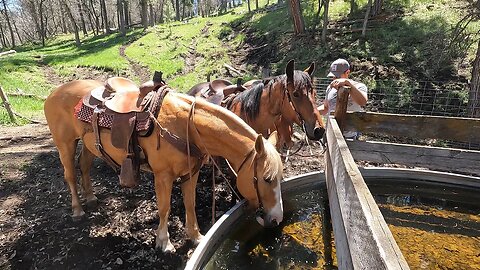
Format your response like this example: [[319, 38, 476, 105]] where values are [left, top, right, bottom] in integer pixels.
[[313, 127, 325, 140]]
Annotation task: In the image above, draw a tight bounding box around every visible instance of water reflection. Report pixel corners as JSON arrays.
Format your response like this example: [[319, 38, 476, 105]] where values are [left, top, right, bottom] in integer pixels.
[[204, 180, 480, 269]]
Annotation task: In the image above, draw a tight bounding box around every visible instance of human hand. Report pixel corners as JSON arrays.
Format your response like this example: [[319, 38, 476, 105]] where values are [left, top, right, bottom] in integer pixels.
[[330, 79, 352, 89]]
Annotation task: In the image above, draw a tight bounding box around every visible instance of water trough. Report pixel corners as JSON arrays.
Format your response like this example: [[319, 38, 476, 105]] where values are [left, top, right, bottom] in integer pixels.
[[186, 168, 480, 269]]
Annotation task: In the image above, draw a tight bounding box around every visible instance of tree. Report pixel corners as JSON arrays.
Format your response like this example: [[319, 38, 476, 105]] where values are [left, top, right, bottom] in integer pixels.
[[61, 0, 80, 46], [1, 0, 15, 47], [468, 39, 480, 118], [349, 0, 357, 17], [140, 0, 148, 29], [321, 0, 329, 43], [371, 0, 383, 17], [117, 0, 126, 36], [99, 0, 110, 33], [361, 0, 372, 37], [288, 0, 305, 35]]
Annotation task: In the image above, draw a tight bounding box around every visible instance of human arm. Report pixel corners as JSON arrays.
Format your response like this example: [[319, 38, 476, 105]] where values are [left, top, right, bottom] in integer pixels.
[[330, 79, 367, 106]]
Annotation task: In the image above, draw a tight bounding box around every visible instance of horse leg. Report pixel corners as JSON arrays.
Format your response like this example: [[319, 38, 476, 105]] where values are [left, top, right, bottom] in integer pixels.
[[154, 172, 176, 253], [181, 171, 204, 245], [57, 140, 85, 221], [78, 145, 98, 208]]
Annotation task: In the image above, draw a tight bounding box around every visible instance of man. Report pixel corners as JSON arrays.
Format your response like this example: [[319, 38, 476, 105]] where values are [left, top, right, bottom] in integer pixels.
[[318, 58, 368, 138]]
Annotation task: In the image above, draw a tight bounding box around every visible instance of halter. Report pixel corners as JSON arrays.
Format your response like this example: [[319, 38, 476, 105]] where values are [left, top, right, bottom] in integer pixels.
[[285, 80, 306, 128], [236, 148, 273, 219]]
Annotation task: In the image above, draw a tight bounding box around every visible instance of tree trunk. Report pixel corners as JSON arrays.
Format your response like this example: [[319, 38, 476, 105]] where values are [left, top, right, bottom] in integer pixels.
[[159, 0, 165, 23], [371, 0, 383, 17], [349, 0, 357, 16], [0, 22, 7, 48], [38, 0, 46, 46], [176, 0, 181, 21], [361, 0, 372, 37], [149, 3, 154, 26], [468, 39, 480, 118], [62, 0, 81, 47], [13, 20, 22, 44], [321, 0, 329, 43], [288, 0, 305, 35], [255, 0, 258, 10], [117, 0, 126, 36], [2, 0, 16, 47], [140, 0, 148, 29], [124, 0, 130, 26], [247, 0, 251, 12], [99, 0, 110, 34], [78, 2, 88, 36]]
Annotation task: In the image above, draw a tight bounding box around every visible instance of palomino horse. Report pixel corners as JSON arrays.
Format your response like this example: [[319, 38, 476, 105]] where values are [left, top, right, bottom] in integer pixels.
[[188, 60, 325, 149], [44, 80, 284, 253]]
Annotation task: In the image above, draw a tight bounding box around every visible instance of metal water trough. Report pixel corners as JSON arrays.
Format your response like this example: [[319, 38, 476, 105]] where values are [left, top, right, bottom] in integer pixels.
[[185, 168, 480, 270]]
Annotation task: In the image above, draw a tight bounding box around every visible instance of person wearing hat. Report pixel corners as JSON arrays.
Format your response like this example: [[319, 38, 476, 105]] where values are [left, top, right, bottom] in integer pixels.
[[318, 58, 368, 138]]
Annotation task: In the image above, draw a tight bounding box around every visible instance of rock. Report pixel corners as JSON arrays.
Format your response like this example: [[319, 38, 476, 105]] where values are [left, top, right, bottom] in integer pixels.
[[116, 257, 123, 265]]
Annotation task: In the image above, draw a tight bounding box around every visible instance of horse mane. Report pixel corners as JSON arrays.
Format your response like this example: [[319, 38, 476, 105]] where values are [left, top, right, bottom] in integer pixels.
[[231, 82, 265, 121], [230, 70, 312, 122]]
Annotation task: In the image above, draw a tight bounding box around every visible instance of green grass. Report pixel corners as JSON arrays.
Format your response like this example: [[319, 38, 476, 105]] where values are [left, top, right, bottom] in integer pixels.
[[0, 0, 478, 125]]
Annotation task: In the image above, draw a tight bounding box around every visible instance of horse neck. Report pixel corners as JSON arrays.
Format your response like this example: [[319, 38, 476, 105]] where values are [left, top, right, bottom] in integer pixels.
[[174, 94, 258, 171], [263, 77, 287, 117]]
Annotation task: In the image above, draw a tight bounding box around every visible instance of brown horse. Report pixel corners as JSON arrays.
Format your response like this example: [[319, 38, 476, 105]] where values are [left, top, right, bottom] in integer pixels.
[[188, 60, 325, 149], [44, 80, 284, 253]]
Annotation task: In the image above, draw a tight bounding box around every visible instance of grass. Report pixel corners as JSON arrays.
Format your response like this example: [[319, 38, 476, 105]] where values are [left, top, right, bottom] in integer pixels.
[[0, 0, 478, 125]]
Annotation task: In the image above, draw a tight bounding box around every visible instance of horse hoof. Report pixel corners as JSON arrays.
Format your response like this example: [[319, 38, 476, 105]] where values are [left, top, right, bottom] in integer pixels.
[[155, 239, 176, 253], [86, 198, 98, 209], [192, 234, 204, 246], [72, 212, 86, 222]]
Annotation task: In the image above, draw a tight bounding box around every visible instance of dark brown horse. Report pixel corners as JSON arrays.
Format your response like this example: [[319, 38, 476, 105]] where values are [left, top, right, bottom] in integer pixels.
[[188, 60, 325, 149], [44, 80, 284, 253]]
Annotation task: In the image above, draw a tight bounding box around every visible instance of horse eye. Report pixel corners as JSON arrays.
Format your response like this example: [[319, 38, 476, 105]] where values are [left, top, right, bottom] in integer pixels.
[[265, 177, 273, 183], [293, 92, 300, 98]]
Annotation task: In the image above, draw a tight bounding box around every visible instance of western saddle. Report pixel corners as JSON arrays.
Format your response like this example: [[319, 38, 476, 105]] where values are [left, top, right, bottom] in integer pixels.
[[76, 72, 205, 188], [196, 79, 248, 108]]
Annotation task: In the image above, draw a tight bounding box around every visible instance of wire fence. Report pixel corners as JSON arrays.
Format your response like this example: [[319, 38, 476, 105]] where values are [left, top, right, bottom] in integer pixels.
[[313, 77, 479, 150], [313, 77, 474, 118]]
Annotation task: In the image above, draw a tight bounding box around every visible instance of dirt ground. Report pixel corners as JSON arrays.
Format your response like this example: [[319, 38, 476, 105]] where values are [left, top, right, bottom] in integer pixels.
[[0, 123, 325, 270]]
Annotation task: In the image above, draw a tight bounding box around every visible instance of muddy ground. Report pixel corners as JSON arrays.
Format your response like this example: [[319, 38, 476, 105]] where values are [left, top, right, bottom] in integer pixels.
[[0, 123, 325, 270]]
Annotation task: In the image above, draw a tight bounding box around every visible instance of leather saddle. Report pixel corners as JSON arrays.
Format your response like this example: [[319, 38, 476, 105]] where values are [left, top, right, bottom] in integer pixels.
[[77, 72, 167, 188], [195, 79, 248, 107]]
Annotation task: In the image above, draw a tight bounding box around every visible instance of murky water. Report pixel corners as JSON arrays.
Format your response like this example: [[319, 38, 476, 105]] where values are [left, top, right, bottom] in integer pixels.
[[204, 179, 480, 270]]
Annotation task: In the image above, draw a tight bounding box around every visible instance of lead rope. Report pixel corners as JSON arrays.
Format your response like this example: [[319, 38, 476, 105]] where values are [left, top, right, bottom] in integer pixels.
[[187, 100, 242, 225]]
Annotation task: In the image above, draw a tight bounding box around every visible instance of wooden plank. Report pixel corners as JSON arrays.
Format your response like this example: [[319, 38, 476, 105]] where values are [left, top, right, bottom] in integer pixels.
[[0, 86, 16, 123], [348, 140, 480, 176], [326, 116, 409, 270], [0, 49, 16, 57], [333, 86, 350, 130], [344, 112, 480, 144]]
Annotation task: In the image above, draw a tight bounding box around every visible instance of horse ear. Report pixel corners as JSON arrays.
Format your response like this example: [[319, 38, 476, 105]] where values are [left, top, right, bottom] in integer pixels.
[[286, 60, 295, 83], [267, 131, 279, 146], [304, 62, 315, 77], [255, 134, 266, 158]]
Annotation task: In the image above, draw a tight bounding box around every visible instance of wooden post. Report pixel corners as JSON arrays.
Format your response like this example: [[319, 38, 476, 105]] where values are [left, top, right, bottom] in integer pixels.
[[0, 85, 16, 123], [333, 86, 350, 131]]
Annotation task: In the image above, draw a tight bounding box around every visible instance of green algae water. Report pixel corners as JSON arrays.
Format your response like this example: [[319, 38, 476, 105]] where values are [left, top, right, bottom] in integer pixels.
[[204, 180, 480, 270]]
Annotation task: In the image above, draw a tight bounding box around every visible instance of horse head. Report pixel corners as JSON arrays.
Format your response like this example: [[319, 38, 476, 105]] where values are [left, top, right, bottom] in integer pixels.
[[236, 131, 284, 227], [285, 60, 325, 141]]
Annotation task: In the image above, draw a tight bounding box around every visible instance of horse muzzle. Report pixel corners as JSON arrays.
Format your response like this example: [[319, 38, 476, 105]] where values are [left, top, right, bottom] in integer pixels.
[[304, 123, 325, 141], [255, 209, 283, 228]]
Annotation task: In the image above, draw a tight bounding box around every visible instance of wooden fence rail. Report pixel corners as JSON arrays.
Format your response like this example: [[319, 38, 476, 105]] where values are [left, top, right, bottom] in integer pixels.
[[325, 115, 410, 269]]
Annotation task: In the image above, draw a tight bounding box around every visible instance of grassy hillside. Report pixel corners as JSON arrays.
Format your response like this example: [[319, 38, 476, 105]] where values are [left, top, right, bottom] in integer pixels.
[[0, 0, 477, 125]]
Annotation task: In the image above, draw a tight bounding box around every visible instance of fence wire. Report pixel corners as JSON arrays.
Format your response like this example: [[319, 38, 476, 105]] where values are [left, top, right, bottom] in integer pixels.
[[313, 77, 479, 150]]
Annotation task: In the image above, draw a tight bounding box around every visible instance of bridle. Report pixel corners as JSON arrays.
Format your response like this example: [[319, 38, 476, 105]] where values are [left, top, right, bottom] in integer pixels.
[[236, 147, 273, 219], [187, 100, 273, 219]]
